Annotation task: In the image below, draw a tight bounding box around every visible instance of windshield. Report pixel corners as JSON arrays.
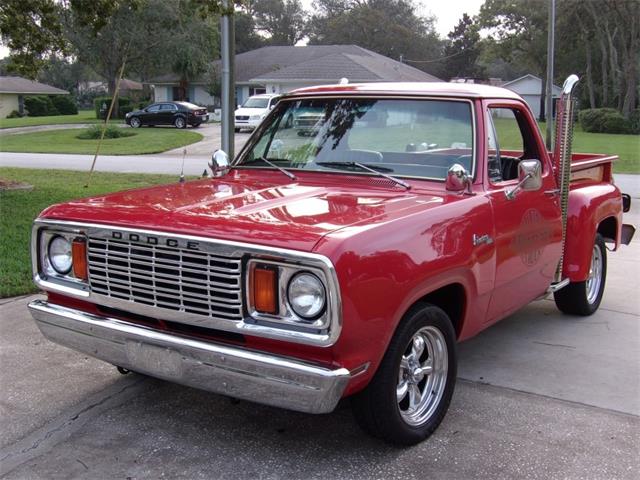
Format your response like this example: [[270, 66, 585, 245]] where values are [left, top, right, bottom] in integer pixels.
[[242, 97, 270, 109], [237, 98, 474, 180]]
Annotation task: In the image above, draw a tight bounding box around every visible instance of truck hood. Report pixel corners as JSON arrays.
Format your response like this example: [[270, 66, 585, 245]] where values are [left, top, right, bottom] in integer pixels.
[[40, 170, 447, 252], [234, 107, 267, 116]]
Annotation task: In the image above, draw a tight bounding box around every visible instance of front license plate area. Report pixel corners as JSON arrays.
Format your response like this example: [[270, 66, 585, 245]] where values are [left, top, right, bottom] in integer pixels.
[[125, 341, 183, 379]]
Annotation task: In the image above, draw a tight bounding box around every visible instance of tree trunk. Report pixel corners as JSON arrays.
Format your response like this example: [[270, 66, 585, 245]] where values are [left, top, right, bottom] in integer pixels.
[[585, 42, 596, 108], [107, 77, 120, 119]]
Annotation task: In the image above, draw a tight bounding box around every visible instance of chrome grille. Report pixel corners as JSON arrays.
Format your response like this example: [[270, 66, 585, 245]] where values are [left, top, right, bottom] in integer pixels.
[[87, 236, 243, 321]]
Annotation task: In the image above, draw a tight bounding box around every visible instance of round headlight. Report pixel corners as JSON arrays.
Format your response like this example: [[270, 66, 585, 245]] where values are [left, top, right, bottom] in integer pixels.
[[287, 272, 326, 319], [48, 236, 72, 274]]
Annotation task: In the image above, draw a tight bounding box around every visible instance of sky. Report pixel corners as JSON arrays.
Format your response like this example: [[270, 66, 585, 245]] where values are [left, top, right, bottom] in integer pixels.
[[0, 1, 484, 60]]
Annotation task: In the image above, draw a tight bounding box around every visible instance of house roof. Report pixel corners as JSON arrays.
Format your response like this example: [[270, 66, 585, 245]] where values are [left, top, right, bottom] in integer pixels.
[[0, 76, 69, 95], [149, 45, 440, 85], [119, 78, 143, 90], [501, 74, 562, 97]]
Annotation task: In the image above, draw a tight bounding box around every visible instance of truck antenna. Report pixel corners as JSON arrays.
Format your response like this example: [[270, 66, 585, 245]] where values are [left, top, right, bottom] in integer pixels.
[[179, 148, 187, 183]]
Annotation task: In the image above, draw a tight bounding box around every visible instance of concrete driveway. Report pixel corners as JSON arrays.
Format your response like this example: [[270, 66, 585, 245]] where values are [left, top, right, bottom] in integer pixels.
[[0, 208, 638, 479]]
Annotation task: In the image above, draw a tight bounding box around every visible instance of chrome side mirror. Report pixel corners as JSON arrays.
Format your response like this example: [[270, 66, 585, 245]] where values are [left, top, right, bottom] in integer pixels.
[[446, 163, 472, 194], [505, 159, 542, 200], [209, 149, 230, 178]]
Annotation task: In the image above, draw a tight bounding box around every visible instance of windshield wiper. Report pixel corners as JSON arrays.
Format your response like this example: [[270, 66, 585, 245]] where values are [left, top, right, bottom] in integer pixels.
[[244, 157, 297, 180], [317, 161, 410, 190]]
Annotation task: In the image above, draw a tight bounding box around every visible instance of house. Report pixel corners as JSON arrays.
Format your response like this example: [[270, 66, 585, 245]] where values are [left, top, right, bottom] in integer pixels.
[[149, 45, 441, 108], [500, 74, 562, 119], [0, 76, 69, 117]]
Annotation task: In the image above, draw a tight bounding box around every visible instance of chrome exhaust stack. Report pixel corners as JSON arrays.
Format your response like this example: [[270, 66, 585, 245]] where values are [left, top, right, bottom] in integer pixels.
[[553, 74, 580, 284]]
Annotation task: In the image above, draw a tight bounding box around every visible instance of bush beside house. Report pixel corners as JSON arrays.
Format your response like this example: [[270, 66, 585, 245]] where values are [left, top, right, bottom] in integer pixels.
[[23, 95, 78, 117], [93, 96, 135, 119]]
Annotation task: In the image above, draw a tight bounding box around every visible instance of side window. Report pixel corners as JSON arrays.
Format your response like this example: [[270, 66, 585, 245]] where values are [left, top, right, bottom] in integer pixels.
[[160, 104, 176, 111], [486, 107, 540, 184], [147, 104, 161, 112]]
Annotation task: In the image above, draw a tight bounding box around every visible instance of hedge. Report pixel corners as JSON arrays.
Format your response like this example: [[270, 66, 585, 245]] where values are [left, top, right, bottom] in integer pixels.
[[578, 108, 636, 134], [51, 95, 78, 115], [23, 95, 78, 117], [93, 96, 133, 119], [24, 96, 58, 117]]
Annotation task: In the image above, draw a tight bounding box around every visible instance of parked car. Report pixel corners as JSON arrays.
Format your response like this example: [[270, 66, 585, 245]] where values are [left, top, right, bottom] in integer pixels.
[[125, 101, 208, 129], [234, 94, 280, 132], [28, 77, 635, 446]]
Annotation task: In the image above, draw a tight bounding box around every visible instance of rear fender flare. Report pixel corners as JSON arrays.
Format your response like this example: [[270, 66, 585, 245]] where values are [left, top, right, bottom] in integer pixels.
[[563, 184, 622, 282]]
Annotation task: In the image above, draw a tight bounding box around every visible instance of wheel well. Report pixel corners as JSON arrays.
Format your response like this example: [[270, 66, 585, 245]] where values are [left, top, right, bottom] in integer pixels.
[[597, 216, 617, 243], [415, 284, 465, 338]]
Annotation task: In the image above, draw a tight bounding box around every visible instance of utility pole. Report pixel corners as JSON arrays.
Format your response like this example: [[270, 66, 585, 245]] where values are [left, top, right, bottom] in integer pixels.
[[545, 0, 555, 151], [220, 0, 235, 159]]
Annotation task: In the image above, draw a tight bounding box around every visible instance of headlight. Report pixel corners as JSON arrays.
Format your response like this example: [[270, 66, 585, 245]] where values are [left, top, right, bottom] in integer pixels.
[[287, 272, 326, 319], [48, 235, 72, 274], [250, 115, 261, 120]]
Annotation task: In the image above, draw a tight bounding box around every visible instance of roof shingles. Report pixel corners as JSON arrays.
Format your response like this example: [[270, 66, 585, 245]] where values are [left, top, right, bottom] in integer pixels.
[[0, 76, 69, 95]]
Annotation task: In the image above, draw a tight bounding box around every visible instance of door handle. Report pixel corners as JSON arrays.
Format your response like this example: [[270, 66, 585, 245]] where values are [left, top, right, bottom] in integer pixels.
[[544, 189, 560, 196], [473, 234, 494, 246]]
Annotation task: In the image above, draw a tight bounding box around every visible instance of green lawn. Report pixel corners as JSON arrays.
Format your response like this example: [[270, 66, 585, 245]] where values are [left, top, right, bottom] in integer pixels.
[[0, 127, 203, 155], [0, 168, 186, 298], [494, 119, 639, 174], [0, 110, 120, 129]]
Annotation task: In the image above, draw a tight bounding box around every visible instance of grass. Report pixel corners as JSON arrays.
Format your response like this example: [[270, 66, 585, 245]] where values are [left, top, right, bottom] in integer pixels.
[[0, 110, 120, 129], [0, 168, 184, 298], [0, 127, 203, 155], [494, 118, 639, 174]]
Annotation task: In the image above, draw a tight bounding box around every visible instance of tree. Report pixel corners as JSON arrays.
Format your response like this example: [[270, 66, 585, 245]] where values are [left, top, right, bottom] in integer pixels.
[[251, 0, 306, 45], [37, 57, 90, 94], [478, 0, 549, 120], [0, 0, 241, 79], [308, 0, 443, 76], [169, 1, 219, 101], [442, 13, 484, 80]]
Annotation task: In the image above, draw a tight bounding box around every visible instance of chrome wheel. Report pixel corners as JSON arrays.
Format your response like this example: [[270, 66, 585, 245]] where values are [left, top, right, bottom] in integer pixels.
[[586, 243, 603, 304], [397, 326, 448, 426], [174, 117, 186, 128], [130, 117, 140, 128]]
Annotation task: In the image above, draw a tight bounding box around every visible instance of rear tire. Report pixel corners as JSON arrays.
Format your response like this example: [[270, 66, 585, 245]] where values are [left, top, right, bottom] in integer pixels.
[[174, 116, 186, 129], [351, 303, 457, 445], [554, 233, 607, 316]]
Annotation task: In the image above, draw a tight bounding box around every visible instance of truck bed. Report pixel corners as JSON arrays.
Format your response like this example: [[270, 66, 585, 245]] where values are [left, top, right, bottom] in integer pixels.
[[548, 152, 618, 184]]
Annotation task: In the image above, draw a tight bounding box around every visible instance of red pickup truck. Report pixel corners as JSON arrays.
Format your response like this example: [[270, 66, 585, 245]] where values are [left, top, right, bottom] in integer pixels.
[[28, 77, 634, 445]]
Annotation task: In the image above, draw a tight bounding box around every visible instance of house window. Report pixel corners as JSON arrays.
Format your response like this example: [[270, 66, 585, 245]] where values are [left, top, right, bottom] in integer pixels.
[[249, 87, 266, 96]]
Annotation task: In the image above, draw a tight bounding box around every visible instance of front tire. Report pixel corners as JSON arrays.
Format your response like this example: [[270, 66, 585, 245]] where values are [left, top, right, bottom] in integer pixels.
[[174, 116, 186, 129], [352, 304, 457, 445], [129, 117, 141, 128], [554, 233, 607, 315]]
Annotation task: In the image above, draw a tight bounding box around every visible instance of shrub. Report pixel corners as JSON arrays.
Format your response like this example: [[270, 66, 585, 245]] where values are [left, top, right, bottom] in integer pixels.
[[50, 95, 78, 115], [579, 108, 631, 134], [6, 110, 23, 118], [24, 96, 58, 116], [76, 124, 136, 140], [93, 96, 132, 119]]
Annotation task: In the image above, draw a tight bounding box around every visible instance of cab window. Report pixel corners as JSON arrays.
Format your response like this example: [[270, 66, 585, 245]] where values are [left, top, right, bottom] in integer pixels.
[[486, 107, 541, 184]]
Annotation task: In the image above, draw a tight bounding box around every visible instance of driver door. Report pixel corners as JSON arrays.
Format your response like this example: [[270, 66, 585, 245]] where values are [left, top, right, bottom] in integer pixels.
[[484, 102, 562, 322]]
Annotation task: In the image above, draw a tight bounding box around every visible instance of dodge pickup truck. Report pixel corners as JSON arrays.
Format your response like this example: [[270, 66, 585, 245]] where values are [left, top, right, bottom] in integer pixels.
[[28, 76, 635, 445]]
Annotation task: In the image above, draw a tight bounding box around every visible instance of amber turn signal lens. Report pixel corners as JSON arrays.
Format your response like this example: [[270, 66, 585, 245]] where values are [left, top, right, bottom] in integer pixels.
[[252, 266, 278, 314], [72, 239, 88, 280]]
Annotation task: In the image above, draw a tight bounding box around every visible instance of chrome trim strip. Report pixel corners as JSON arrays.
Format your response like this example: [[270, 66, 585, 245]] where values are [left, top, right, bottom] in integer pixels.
[[28, 300, 350, 414], [32, 219, 343, 347]]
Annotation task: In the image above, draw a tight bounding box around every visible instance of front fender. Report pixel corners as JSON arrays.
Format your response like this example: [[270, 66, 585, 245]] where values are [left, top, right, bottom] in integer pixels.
[[563, 183, 622, 282]]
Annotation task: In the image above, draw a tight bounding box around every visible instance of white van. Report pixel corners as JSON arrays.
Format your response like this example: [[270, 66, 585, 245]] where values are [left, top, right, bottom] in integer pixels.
[[234, 94, 281, 132]]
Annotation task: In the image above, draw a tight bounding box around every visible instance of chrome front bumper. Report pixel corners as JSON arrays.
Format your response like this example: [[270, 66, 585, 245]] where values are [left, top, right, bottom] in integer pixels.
[[28, 300, 351, 414]]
